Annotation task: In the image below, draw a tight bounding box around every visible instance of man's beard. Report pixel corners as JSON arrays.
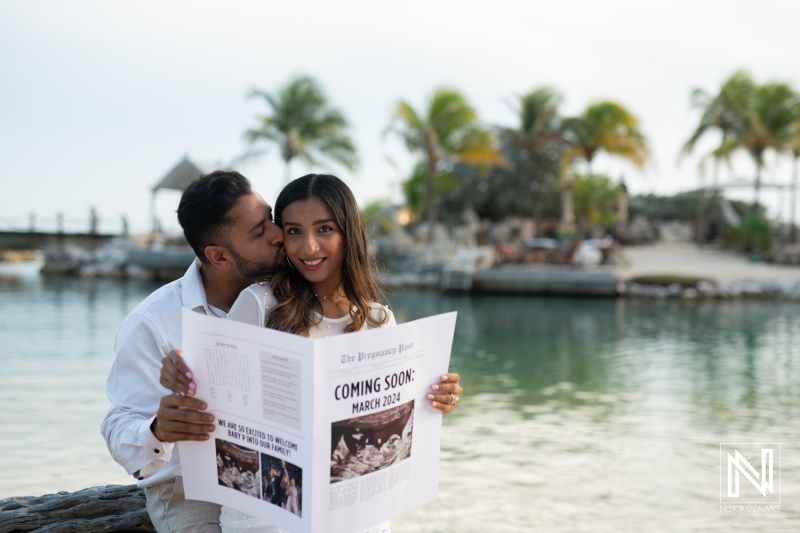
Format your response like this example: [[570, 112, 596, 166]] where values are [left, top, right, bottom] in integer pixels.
[[227, 244, 284, 280]]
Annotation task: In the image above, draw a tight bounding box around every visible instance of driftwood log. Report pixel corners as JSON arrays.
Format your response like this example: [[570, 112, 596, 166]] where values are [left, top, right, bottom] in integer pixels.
[[0, 485, 155, 533]]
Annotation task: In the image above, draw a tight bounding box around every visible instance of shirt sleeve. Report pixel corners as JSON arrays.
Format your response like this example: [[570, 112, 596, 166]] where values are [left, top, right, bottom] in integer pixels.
[[370, 303, 396, 328], [384, 307, 396, 327], [228, 284, 277, 326], [100, 313, 173, 479]]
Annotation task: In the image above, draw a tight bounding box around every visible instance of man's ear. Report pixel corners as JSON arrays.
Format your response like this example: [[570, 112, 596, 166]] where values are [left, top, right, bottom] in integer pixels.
[[204, 245, 232, 270]]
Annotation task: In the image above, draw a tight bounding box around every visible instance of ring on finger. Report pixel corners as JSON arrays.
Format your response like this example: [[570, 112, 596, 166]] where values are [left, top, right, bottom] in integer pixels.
[[449, 393, 457, 405]]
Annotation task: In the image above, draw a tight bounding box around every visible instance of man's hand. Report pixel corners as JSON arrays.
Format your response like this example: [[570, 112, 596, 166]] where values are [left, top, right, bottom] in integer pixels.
[[160, 349, 197, 396], [153, 393, 215, 442], [427, 373, 463, 414]]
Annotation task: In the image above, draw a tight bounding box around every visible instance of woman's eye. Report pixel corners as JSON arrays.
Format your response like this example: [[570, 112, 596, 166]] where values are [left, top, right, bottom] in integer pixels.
[[286, 227, 300, 235], [319, 225, 333, 233]]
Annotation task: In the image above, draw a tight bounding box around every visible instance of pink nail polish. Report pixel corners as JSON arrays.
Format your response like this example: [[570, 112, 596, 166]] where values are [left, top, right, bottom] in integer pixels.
[[189, 382, 196, 389], [431, 384, 439, 390], [431, 401, 437, 407], [426, 394, 434, 400], [186, 372, 193, 379], [441, 374, 448, 381]]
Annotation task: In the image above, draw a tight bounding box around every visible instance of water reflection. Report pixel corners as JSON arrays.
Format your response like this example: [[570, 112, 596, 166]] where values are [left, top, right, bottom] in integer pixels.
[[387, 291, 800, 421], [386, 292, 800, 531], [0, 262, 162, 499], [1, 266, 798, 530]]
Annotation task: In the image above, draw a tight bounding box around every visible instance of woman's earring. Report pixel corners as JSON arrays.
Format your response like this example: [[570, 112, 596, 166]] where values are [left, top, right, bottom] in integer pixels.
[[286, 256, 296, 270]]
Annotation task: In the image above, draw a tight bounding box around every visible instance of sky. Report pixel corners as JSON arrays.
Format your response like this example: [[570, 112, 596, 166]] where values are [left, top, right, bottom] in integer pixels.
[[1, 0, 798, 234]]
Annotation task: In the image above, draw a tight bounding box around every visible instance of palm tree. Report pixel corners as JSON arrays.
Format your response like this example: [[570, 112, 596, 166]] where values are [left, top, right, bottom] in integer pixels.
[[562, 101, 649, 177], [785, 116, 800, 243], [401, 161, 460, 222], [744, 82, 800, 211], [716, 80, 800, 211], [501, 87, 563, 234], [681, 70, 755, 241], [245, 76, 358, 183], [572, 173, 621, 232], [560, 101, 648, 233], [682, 70, 754, 186], [388, 87, 503, 234]]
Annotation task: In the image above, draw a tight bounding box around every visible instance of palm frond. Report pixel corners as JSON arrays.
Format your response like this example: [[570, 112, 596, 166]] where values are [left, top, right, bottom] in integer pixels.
[[245, 75, 357, 173], [564, 101, 648, 169]]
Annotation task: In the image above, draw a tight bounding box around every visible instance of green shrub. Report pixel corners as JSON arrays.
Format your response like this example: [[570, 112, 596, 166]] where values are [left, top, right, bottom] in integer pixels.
[[725, 214, 772, 252]]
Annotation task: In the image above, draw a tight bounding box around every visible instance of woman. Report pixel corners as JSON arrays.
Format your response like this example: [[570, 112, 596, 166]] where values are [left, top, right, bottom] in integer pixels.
[[285, 478, 300, 517], [163, 174, 462, 532], [226, 173, 395, 339]]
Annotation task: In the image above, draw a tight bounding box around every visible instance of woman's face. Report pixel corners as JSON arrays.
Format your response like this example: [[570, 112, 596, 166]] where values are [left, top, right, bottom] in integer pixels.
[[281, 195, 345, 292]]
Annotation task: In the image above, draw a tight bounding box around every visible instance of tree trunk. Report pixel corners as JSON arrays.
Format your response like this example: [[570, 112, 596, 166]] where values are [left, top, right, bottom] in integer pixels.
[[752, 152, 763, 214], [426, 154, 438, 243], [558, 152, 576, 234], [792, 152, 799, 244], [560, 185, 576, 234], [696, 164, 709, 245], [527, 154, 542, 237], [531, 177, 542, 238], [0, 485, 155, 532], [710, 154, 720, 242], [284, 159, 292, 185]]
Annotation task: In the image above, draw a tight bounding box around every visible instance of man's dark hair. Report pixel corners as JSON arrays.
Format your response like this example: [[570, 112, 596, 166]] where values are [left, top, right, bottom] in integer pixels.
[[177, 170, 253, 263]]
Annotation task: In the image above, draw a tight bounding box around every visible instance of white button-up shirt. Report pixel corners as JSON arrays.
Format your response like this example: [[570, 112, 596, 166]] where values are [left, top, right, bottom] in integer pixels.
[[101, 265, 393, 532], [100, 261, 223, 488]]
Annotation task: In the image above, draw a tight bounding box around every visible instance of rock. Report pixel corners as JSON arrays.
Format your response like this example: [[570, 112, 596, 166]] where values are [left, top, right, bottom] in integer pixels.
[[621, 276, 800, 301], [681, 288, 698, 300], [627, 215, 658, 243], [696, 280, 716, 295], [657, 221, 694, 243], [40, 246, 89, 276], [0, 485, 155, 532], [665, 283, 681, 297]]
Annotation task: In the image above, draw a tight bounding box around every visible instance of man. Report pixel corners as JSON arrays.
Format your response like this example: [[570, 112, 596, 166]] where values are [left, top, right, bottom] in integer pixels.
[[102, 170, 463, 533], [268, 467, 285, 507], [101, 171, 283, 532]]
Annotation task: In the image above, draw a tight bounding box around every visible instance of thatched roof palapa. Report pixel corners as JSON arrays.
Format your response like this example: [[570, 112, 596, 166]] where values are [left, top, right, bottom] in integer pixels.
[[153, 156, 217, 192], [149, 156, 218, 233]]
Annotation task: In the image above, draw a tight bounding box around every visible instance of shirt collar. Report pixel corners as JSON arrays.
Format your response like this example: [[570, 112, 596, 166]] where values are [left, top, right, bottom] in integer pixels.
[[181, 259, 210, 313]]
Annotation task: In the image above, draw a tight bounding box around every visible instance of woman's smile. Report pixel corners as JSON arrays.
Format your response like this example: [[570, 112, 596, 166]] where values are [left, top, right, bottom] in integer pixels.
[[299, 257, 326, 270]]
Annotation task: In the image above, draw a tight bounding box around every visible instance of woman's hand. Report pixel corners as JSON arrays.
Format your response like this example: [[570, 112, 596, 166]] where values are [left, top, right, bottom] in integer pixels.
[[427, 373, 463, 414], [160, 349, 197, 396]]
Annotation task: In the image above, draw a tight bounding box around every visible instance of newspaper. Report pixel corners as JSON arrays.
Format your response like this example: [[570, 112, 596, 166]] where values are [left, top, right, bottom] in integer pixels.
[[178, 308, 457, 533]]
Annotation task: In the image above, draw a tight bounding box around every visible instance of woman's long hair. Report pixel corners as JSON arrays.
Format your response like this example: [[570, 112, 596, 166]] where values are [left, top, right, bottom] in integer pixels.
[[266, 174, 387, 336]]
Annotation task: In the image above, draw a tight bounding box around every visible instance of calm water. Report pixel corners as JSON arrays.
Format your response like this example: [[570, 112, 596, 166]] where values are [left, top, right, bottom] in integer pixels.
[[1, 261, 799, 532]]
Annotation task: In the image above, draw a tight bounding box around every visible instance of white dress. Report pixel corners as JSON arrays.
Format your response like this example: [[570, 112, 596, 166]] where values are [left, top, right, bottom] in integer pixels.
[[286, 485, 300, 516], [221, 282, 395, 533]]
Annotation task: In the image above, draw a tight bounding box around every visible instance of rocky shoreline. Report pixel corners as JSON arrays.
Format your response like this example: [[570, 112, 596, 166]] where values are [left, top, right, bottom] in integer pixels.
[[621, 279, 800, 300]]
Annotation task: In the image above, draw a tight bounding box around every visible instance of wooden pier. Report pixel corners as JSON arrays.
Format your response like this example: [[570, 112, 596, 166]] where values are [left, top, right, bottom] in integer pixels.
[[0, 230, 117, 251]]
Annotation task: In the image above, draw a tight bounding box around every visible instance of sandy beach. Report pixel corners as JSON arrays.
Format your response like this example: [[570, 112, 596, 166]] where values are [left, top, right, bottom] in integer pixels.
[[619, 243, 800, 283]]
